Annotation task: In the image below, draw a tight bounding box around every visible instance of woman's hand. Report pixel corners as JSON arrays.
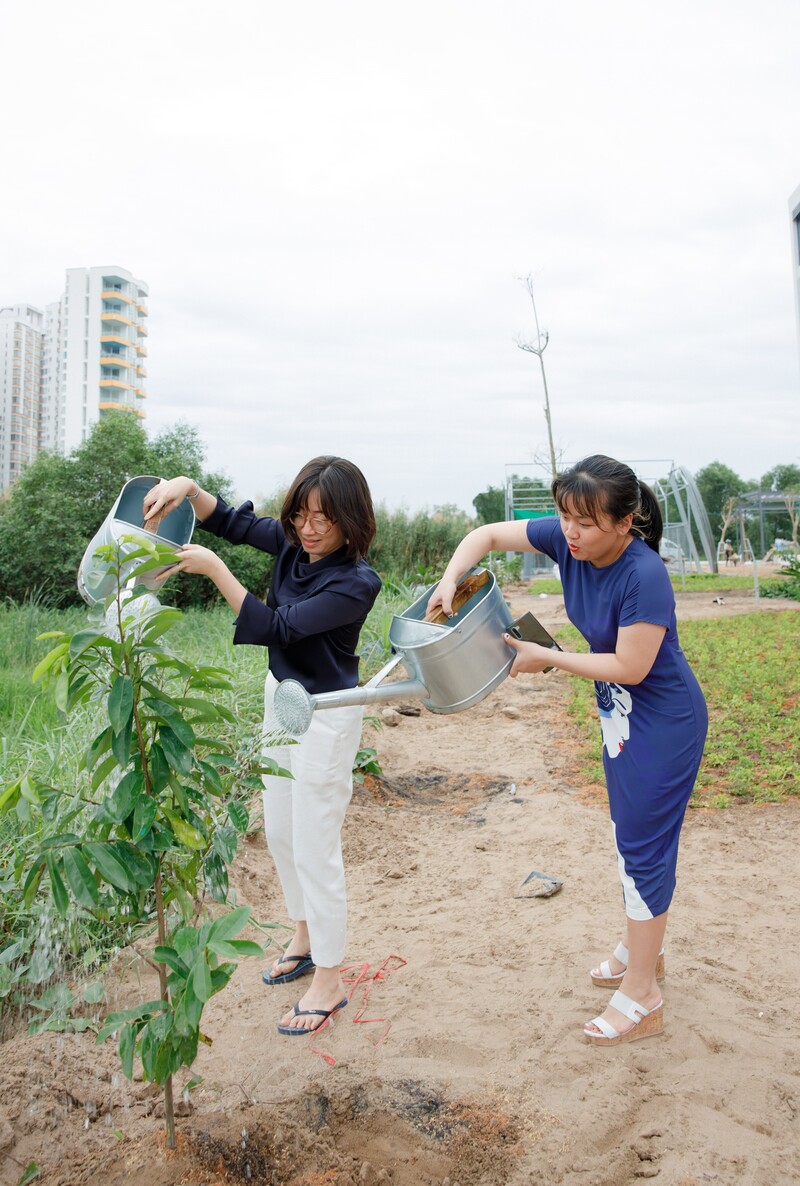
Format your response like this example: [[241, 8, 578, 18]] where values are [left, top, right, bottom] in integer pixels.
[[143, 477, 196, 525], [426, 576, 458, 618], [503, 634, 557, 677], [155, 543, 223, 582]]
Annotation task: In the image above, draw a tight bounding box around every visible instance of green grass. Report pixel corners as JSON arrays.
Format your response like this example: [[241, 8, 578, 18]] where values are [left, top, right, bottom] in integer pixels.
[[563, 611, 800, 808]]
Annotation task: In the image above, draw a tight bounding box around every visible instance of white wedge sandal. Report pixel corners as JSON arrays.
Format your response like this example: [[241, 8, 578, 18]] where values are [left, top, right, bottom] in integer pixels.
[[584, 990, 664, 1045], [590, 941, 665, 988]]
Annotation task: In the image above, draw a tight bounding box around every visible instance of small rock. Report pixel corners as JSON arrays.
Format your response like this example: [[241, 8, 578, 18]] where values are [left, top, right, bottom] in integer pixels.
[[501, 706, 521, 720], [395, 703, 422, 716], [360, 1161, 378, 1185], [381, 708, 402, 726], [385, 868, 404, 879]]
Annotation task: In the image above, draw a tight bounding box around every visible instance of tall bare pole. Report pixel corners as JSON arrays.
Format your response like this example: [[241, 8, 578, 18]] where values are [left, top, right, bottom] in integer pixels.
[[516, 274, 557, 479]]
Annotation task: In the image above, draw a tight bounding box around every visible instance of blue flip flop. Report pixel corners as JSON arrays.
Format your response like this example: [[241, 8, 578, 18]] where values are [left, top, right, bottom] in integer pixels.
[[276, 997, 348, 1036], [262, 953, 315, 986]]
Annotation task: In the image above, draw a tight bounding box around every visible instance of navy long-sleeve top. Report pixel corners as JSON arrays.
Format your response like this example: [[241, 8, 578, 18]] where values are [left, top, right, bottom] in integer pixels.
[[199, 497, 382, 694]]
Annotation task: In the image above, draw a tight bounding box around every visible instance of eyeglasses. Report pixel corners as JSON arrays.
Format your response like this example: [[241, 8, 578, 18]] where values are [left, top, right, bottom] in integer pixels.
[[290, 511, 337, 534]]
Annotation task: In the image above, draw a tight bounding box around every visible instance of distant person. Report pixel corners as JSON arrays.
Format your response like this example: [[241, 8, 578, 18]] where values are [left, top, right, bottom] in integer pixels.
[[428, 455, 708, 1046], [724, 539, 733, 566], [143, 457, 381, 1035]]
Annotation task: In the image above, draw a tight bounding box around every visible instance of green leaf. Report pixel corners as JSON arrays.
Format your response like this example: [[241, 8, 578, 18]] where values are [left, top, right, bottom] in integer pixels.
[[208, 905, 252, 943], [148, 742, 171, 794], [61, 846, 100, 909], [137, 609, 184, 642], [96, 999, 168, 1042], [20, 775, 42, 806], [95, 770, 144, 824], [69, 629, 117, 660], [207, 939, 264, 960], [196, 759, 223, 795], [22, 862, 45, 906], [163, 811, 206, 851], [54, 670, 70, 713], [83, 842, 139, 893], [84, 727, 113, 773], [227, 799, 249, 832], [143, 698, 195, 749], [119, 1023, 136, 1080], [131, 796, 157, 842], [108, 675, 134, 735], [159, 726, 193, 775], [0, 780, 21, 813], [153, 945, 190, 979], [91, 753, 120, 792], [110, 715, 134, 765], [190, 952, 213, 1004], [15, 1161, 42, 1186], [31, 642, 69, 684], [115, 842, 157, 887], [44, 853, 69, 916], [82, 980, 106, 1004]]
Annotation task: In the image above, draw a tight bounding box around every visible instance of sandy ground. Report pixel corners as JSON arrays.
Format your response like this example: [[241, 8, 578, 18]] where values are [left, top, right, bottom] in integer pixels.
[[1, 584, 799, 1186]]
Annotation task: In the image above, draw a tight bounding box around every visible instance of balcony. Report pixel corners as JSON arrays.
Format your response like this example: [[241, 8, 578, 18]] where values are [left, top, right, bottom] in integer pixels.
[[99, 378, 132, 391], [101, 312, 134, 328], [101, 355, 133, 368], [135, 365, 147, 376], [102, 290, 134, 304], [136, 323, 148, 336], [135, 344, 148, 357], [101, 333, 133, 347], [136, 302, 149, 316], [135, 387, 147, 398]]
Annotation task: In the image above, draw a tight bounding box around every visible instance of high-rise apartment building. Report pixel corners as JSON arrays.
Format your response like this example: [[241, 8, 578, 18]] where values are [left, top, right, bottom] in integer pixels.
[[0, 264, 148, 492], [0, 304, 45, 491]]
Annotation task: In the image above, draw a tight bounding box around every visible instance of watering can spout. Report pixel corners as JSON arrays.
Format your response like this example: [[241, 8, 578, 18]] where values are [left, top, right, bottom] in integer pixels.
[[273, 675, 427, 736]]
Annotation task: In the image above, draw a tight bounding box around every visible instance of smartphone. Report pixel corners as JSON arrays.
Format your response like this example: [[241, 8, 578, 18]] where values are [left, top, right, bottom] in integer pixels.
[[505, 612, 561, 672]]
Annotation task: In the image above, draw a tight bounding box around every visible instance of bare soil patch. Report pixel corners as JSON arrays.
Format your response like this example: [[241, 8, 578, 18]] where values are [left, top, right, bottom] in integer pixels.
[[1, 586, 798, 1186]]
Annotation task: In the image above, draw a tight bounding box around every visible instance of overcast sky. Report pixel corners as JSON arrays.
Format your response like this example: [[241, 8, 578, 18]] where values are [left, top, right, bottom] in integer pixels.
[[3, 0, 799, 512]]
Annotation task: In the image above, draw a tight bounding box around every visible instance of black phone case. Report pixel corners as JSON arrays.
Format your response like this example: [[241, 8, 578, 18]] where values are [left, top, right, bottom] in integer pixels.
[[506, 612, 561, 672]]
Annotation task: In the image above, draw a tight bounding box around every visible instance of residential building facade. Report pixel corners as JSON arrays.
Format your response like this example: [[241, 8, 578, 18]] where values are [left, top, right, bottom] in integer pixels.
[[0, 265, 148, 492]]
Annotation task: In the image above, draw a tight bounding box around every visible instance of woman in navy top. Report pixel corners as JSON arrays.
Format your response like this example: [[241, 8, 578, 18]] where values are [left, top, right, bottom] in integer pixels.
[[145, 457, 381, 1036], [428, 455, 707, 1046]]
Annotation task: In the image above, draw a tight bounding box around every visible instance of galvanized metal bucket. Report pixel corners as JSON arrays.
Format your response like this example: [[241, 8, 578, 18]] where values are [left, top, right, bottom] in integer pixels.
[[77, 475, 195, 606], [272, 567, 515, 734]]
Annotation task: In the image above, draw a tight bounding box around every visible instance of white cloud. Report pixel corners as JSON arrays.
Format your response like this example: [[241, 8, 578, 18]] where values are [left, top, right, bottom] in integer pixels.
[[2, 0, 798, 512]]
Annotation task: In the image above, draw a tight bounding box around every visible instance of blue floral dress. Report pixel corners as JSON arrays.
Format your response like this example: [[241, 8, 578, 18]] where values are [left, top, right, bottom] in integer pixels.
[[527, 518, 708, 919]]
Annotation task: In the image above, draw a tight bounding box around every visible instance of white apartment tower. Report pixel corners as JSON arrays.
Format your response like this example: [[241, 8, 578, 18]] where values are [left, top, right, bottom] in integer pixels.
[[58, 265, 149, 452], [0, 265, 149, 492], [0, 304, 45, 491]]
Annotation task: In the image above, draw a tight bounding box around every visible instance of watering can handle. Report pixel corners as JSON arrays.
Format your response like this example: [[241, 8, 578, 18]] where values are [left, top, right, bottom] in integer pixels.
[[423, 569, 490, 624], [365, 652, 405, 688]]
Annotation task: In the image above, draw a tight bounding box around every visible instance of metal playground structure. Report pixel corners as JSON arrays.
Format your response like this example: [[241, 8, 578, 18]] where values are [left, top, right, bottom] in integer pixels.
[[504, 460, 718, 575]]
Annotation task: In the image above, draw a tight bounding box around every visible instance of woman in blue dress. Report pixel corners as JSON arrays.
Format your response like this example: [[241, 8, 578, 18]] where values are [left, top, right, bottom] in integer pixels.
[[428, 455, 707, 1045]]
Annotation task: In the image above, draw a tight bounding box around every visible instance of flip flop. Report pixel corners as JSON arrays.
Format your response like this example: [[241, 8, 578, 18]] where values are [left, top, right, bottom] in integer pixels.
[[276, 997, 348, 1036], [262, 953, 315, 986]]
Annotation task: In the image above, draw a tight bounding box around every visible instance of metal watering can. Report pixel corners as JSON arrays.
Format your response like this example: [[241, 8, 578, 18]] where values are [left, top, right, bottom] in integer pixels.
[[273, 567, 516, 735], [77, 475, 195, 606]]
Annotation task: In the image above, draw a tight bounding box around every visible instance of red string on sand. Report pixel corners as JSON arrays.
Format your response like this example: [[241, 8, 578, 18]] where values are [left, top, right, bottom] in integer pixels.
[[308, 954, 407, 1066]]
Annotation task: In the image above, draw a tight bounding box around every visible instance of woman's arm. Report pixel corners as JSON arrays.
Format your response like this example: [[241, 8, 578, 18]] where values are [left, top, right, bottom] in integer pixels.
[[428, 521, 535, 615], [154, 544, 248, 615], [505, 621, 666, 686]]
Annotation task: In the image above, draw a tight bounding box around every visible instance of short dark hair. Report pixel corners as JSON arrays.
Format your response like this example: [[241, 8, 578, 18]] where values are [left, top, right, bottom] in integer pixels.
[[551, 454, 663, 553], [281, 456, 376, 561]]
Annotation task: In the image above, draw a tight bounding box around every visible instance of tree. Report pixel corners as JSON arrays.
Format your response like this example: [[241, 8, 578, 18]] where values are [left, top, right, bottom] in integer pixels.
[[0, 413, 273, 608], [693, 461, 749, 531], [1, 540, 283, 1148], [760, 464, 800, 493], [472, 485, 506, 524]]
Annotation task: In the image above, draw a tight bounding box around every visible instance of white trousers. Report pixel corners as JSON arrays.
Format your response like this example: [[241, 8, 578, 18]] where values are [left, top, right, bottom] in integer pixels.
[[261, 672, 363, 968]]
